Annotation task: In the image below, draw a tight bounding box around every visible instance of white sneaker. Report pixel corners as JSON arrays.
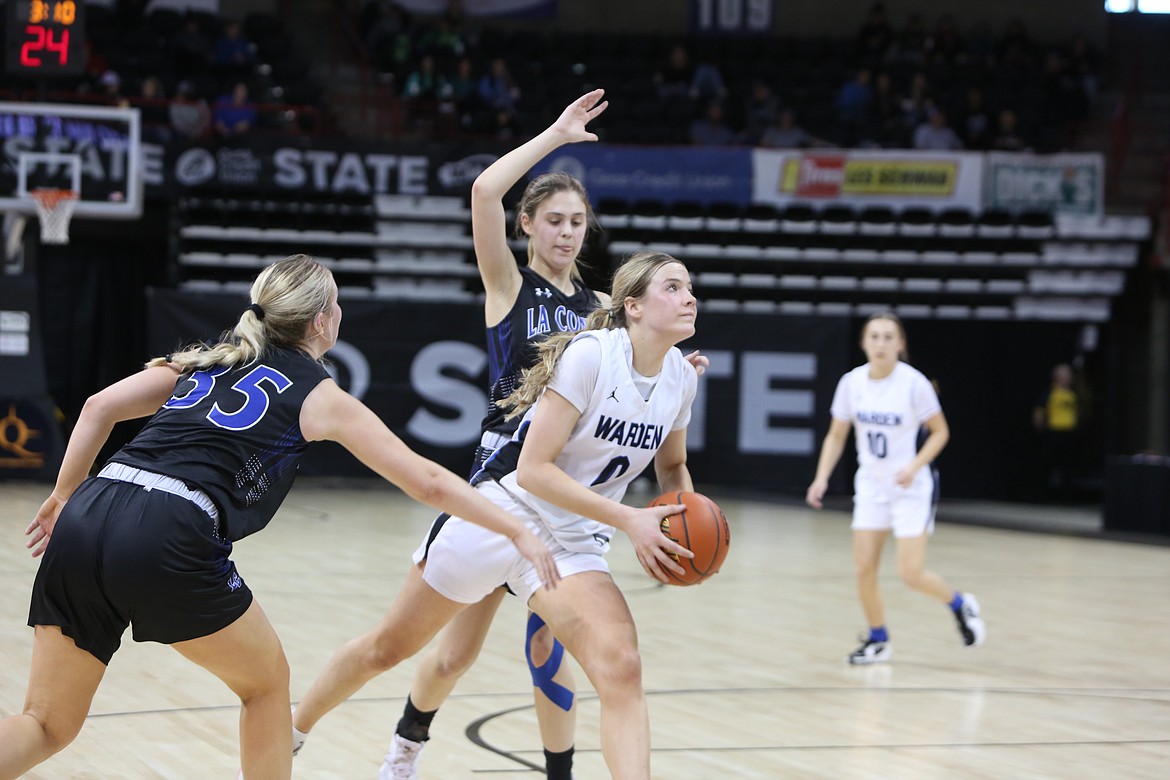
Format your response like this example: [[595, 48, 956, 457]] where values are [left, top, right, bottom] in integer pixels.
[[378, 733, 426, 780], [954, 592, 986, 646], [847, 635, 892, 665], [291, 706, 308, 757]]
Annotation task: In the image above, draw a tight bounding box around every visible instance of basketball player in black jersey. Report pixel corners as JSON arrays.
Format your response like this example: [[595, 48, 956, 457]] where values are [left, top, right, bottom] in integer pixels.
[[0, 254, 559, 780]]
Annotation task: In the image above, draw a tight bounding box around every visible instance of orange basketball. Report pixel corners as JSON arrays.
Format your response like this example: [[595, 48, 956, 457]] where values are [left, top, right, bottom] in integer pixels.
[[649, 491, 730, 586]]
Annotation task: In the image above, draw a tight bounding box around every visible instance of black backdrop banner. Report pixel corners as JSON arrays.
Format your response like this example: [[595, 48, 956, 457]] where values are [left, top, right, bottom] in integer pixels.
[[146, 290, 853, 493], [146, 290, 1092, 499]]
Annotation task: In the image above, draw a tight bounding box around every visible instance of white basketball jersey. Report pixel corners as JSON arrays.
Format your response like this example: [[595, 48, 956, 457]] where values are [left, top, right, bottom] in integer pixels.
[[830, 361, 941, 476], [495, 328, 697, 554]]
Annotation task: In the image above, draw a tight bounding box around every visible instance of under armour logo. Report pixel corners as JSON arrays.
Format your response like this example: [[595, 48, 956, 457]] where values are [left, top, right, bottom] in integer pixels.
[[534, 287, 553, 298], [607, 387, 619, 402]]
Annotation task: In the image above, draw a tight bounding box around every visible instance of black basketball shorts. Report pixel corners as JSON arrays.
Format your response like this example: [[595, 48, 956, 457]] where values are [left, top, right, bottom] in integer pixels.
[[27, 475, 253, 664]]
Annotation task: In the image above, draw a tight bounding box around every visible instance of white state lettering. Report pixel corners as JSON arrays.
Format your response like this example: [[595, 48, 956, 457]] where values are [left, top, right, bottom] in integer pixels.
[[332, 153, 371, 193], [303, 150, 339, 189], [270, 149, 428, 194], [366, 154, 400, 191], [405, 340, 487, 446], [400, 156, 428, 194], [738, 351, 817, 455], [273, 147, 306, 187]]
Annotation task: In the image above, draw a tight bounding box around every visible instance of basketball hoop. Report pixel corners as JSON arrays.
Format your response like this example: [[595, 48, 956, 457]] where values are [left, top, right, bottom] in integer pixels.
[[29, 188, 79, 245]]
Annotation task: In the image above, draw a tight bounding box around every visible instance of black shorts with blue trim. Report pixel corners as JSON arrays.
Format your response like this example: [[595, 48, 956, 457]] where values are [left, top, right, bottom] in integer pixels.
[[27, 476, 252, 665]]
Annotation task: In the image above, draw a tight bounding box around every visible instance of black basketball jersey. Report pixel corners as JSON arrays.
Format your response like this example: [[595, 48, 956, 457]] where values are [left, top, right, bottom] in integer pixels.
[[112, 347, 331, 541], [481, 266, 601, 440]]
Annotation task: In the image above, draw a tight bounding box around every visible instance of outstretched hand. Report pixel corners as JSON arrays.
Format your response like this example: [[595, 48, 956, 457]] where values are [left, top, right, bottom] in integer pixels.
[[626, 503, 694, 583], [682, 350, 709, 376], [550, 88, 608, 144], [26, 493, 66, 558], [511, 527, 562, 590]]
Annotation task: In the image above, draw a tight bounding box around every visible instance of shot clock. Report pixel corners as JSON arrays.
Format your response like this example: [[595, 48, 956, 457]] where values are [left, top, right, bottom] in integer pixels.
[[5, 0, 87, 77]]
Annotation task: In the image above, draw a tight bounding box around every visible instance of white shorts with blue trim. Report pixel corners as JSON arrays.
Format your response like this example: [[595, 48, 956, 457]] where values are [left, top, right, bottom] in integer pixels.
[[412, 480, 609, 605], [851, 467, 939, 539]]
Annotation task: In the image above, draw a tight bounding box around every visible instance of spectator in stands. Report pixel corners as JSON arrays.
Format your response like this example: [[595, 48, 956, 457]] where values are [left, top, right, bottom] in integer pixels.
[[212, 19, 256, 80], [893, 13, 929, 68], [689, 101, 736, 146], [740, 79, 781, 146], [655, 43, 696, 103], [957, 86, 993, 150], [364, 1, 415, 80], [925, 14, 965, 66], [213, 82, 258, 139], [655, 43, 727, 106], [912, 107, 964, 150], [865, 71, 902, 147], [1067, 33, 1101, 109], [169, 80, 212, 142], [835, 68, 873, 146], [690, 54, 728, 106], [98, 70, 128, 108], [990, 108, 1031, 152], [446, 56, 481, 127], [479, 57, 521, 116], [172, 17, 211, 78], [1033, 362, 1081, 501], [403, 54, 451, 101], [854, 2, 894, 69], [965, 20, 999, 68], [136, 76, 171, 143], [898, 71, 932, 137], [997, 17, 1034, 70], [79, 41, 110, 94], [416, 13, 466, 69], [1039, 49, 1089, 135], [492, 108, 520, 139], [760, 108, 831, 149]]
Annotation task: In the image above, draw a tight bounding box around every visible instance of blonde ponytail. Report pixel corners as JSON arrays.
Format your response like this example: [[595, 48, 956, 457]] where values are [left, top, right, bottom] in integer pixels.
[[146, 254, 334, 372]]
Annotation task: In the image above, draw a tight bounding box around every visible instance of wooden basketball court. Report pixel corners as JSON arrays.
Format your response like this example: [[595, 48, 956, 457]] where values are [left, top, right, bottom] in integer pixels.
[[2, 478, 1168, 778]]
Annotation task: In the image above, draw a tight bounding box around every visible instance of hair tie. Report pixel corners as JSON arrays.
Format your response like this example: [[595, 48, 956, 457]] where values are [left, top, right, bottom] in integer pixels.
[[247, 303, 265, 320]]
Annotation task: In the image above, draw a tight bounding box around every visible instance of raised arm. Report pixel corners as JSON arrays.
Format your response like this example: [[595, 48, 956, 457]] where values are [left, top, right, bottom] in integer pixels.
[[471, 89, 608, 319], [26, 364, 181, 556], [300, 380, 560, 587]]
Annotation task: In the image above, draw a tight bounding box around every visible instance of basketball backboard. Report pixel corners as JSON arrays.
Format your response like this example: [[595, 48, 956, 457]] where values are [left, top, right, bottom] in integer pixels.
[[0, 101, 142, 219]]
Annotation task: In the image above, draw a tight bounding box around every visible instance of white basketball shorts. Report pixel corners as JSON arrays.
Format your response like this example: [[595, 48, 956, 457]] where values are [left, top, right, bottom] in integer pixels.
[[851, 467, 938, 538], [412, 479, 609, 605]]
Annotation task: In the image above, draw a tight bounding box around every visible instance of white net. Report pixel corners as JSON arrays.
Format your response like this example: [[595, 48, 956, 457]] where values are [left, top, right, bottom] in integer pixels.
[[30, 189, 79, 245]]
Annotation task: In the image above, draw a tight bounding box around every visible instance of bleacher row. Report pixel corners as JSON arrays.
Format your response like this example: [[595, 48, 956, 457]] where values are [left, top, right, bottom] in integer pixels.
[[175, 194, 1149, 321]]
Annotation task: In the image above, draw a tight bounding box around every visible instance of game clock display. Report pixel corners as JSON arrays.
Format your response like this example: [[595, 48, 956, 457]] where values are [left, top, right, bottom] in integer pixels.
[[5, 0, 87, 77]]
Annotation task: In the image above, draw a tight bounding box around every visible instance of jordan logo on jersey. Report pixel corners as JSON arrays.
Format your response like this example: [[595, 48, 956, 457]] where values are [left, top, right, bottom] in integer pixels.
[[607, 387, 619, 402], [593, 415, 663, 450]]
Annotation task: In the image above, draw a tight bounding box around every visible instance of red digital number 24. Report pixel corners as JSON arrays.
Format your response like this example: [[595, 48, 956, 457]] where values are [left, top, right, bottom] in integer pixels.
[[20, 26, 70, 67]]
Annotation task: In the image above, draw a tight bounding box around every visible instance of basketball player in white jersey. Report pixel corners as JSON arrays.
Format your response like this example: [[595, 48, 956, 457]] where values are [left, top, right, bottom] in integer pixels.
[[806, 312, 985, 664], [292, 251, 701, 779]]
